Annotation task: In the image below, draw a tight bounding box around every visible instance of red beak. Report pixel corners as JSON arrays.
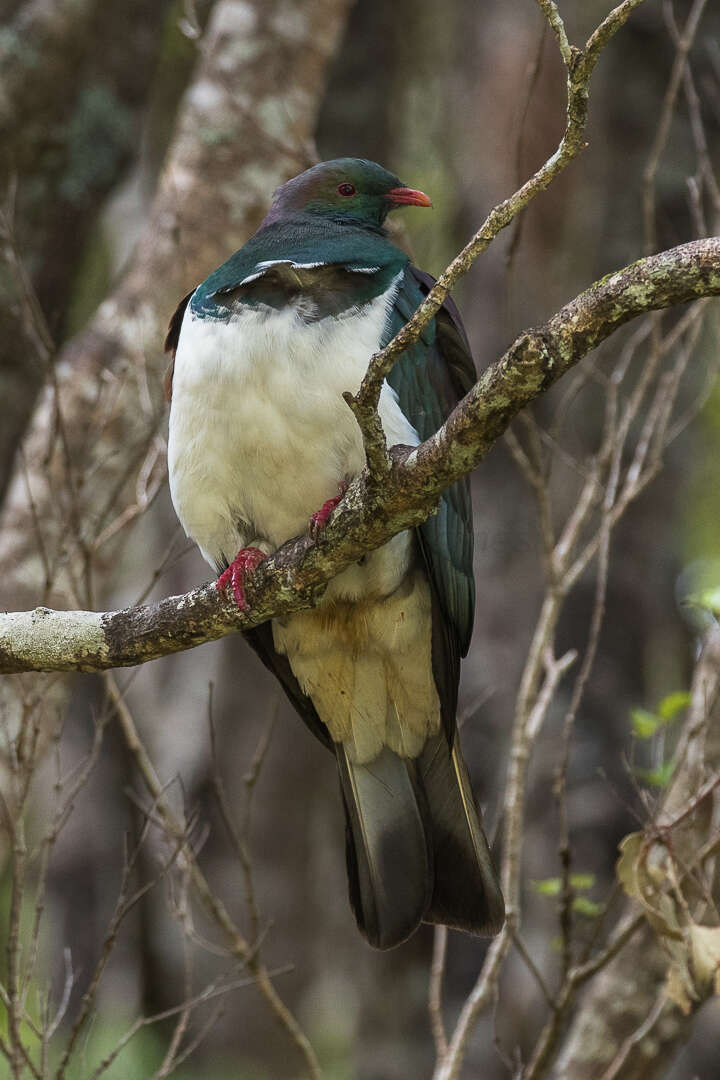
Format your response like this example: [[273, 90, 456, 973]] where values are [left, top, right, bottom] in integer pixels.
[[386, 186, 433, 208]]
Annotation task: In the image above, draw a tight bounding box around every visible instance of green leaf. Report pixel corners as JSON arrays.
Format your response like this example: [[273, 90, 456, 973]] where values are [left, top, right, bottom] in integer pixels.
[[532, 874, 596, 898], [657, 691, 691, 721], [634, 761, 675, 788], [572, 896, 605, 918], [631, 708, 661, 739], [531, 878, 561, 897], [569, 873, 596, 891], [630, 694, 689, 738]]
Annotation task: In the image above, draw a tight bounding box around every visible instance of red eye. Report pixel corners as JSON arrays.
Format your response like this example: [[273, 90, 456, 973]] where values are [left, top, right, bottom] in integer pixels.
[[337, 182, 356, 197]]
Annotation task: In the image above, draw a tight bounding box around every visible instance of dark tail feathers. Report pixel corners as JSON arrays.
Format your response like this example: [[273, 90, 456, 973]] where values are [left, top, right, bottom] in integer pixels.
[[336, 734, 504, 950]]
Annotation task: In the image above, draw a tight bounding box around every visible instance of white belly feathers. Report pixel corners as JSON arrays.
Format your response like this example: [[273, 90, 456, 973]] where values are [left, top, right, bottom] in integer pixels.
[[167, 277, 419, 593]]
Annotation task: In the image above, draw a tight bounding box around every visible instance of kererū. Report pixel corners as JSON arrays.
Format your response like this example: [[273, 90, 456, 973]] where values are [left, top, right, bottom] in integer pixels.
[[165, 158, 504, 949]]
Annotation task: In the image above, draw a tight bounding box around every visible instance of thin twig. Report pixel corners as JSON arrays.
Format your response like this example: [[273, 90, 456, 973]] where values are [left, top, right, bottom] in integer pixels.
[[598, 991, 667, 1080], [642, 0, 709, 252], [346, 0, 645, 474], [429, 926, 449, 1060], [507, 926, 557, 1011], [103, 674, 323, 1079]]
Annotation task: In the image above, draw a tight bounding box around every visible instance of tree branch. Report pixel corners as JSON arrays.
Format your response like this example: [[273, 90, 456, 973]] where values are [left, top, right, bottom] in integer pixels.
[[344, 0, 644, 471], [2, 237, 719, 674]]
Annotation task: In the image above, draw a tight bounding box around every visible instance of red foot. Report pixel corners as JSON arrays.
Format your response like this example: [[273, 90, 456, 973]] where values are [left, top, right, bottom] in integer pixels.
[[309, 481, 349, 537], [216, 547, 266, 610]]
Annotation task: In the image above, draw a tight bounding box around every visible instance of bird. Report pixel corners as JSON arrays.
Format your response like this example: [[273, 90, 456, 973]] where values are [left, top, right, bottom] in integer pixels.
[[164, 157, 505, 949]]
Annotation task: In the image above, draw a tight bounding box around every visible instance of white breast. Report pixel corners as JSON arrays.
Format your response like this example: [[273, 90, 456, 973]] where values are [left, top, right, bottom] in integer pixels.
[[168, 278, 419, 595]]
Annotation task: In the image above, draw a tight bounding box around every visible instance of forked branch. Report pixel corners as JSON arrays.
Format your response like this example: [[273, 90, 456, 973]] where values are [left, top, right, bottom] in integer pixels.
[[0, 237, 718, 674]]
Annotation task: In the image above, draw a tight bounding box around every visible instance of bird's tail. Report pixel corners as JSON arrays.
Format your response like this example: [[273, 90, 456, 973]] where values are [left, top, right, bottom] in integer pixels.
[[336, 745, 432, 950], [419, 733, 505, 935], [336, 735, 504, 950]]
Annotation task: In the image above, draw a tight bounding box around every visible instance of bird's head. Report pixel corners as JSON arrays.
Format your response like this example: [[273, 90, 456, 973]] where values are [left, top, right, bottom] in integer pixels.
[[266, 158, 432, 229]]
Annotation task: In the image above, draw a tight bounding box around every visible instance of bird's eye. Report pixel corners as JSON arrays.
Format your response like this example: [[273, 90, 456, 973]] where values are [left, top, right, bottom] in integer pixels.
[[337, 182, 356, 197]]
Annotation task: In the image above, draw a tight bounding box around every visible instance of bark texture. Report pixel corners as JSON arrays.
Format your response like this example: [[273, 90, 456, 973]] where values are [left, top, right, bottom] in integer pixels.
[[0, 0, 352, 615], [0, 0, 174, 501]]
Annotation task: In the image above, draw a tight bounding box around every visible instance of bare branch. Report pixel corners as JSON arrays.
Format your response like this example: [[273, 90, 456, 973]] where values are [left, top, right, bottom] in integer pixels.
[[429, 926, 449, 1061], [534, 0, 572, 67], [642, 0, 710, 251], [1, 238, 719, 674], [345, 0, 645, 470]]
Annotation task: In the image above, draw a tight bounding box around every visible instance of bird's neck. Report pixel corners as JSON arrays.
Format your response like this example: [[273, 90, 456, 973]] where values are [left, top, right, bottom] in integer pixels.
[[258, 207, 388, 236]]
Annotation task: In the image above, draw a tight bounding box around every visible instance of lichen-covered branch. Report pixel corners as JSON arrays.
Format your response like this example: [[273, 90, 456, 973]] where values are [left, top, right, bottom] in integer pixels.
[[344, 0, 645, 470], [1, 237, 718, 674]]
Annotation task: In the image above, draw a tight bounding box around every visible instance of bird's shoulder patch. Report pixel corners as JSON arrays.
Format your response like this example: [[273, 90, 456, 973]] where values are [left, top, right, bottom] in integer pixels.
[[163, 289, 194, 402], [209, 260, 395, 322]]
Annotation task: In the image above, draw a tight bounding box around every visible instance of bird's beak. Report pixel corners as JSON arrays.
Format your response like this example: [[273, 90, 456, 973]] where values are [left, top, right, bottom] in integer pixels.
[[386, 187, 433, 208]]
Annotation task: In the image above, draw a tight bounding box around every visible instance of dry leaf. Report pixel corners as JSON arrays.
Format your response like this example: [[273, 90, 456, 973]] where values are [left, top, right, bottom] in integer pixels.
[[617, 834, 720, 1014], [666, 960, 697, 1015], [616, 832, 682, 939], [662, 923, 720, 1014], [690, 924, 720, 991]]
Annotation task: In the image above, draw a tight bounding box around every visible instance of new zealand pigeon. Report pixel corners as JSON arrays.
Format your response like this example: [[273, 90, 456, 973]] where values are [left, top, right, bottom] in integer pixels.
[[165, 158, 504, 949]]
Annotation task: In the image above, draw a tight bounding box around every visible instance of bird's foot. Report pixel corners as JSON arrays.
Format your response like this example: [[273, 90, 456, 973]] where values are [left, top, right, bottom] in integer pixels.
[[216, 547, 267, 610], [309, 481, 349, 538]]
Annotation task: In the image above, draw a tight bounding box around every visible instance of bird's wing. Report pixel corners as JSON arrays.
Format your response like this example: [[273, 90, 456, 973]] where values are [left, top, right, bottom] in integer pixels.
[[384, 265, 477, 739], [164, 223, 407, 388], [243, 622, 332, 750], [163, 289, 194, 402], [191, 217, 407, 317]]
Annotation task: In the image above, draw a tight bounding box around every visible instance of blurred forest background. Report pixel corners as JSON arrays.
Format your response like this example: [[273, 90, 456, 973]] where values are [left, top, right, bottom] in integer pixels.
[[1, 0, 720, 1077]]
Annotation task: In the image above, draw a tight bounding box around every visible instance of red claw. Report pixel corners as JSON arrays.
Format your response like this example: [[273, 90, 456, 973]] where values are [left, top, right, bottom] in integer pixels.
[[310, 481, 349, 537], [216, 547, 267, 610]]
